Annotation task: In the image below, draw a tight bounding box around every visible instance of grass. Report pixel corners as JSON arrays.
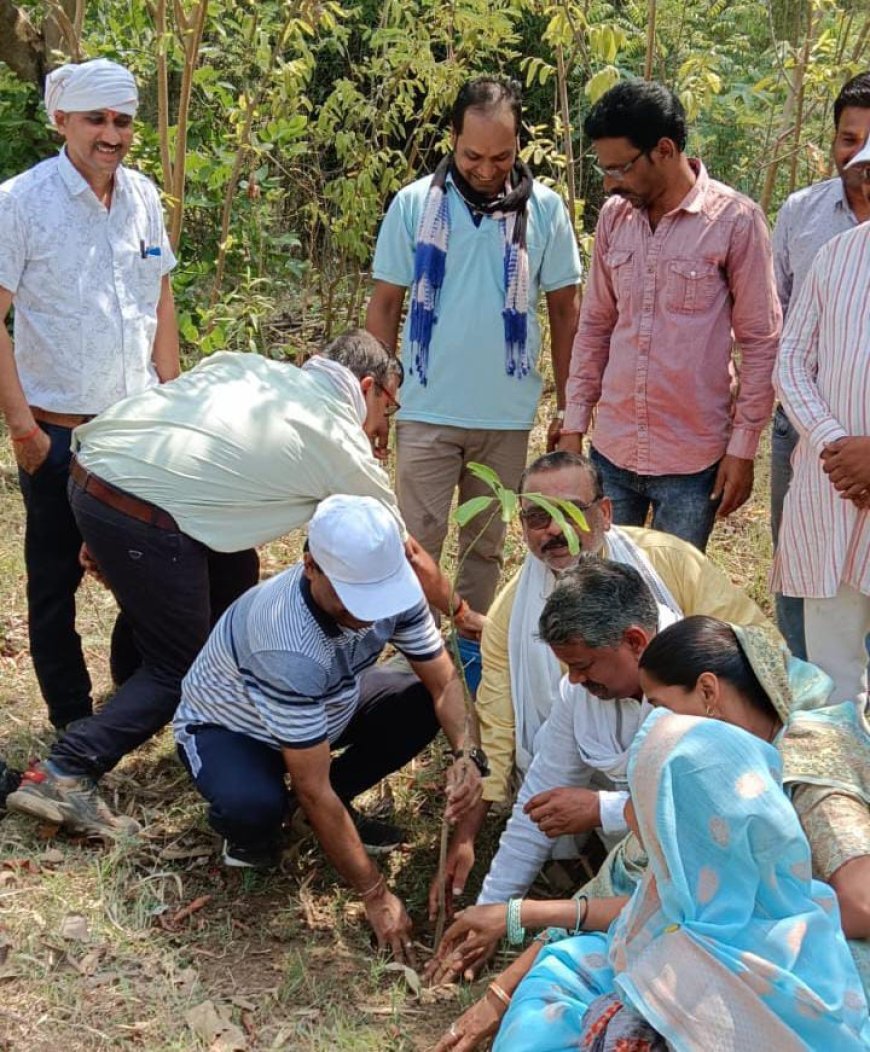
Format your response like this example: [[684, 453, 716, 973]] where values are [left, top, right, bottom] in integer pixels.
[[0, 379, 773, 1051]]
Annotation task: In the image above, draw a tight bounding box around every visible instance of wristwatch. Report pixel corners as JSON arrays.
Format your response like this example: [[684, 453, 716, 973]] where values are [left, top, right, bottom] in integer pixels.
[[452, 746, 490, 778]]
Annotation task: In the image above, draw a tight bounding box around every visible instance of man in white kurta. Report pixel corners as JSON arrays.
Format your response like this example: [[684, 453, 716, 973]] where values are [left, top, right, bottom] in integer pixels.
[[476, 559, 675, 905], [773, 147, 870, 703]]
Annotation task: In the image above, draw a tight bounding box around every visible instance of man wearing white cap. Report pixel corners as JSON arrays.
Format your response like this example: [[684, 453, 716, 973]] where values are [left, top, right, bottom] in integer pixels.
[[773, 141, 870, 703], [0, 58, 179, 730], [170, 494, 484, 963]]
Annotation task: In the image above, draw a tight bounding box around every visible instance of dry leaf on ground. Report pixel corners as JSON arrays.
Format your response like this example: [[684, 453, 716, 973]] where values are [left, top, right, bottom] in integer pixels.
[[184, 999, 248, 1050], [58, 914, 90, 942]]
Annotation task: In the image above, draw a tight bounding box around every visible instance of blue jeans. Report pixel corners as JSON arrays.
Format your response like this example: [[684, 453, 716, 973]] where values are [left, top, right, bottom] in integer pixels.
[[590, 447, 720, 552], [770, 405, 806, 659], [176, 669, 439, 851], [54, 479, 259, 779]]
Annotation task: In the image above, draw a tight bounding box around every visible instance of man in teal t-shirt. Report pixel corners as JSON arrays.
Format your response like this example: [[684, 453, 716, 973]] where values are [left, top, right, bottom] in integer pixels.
[[366, 75, 582, 676]]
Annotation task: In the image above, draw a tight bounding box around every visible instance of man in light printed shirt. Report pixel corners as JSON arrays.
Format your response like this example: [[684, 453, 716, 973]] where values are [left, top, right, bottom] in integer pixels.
[[770, 71, 870, 658], [0, 59, 179, 730], [773, 145, 870, 704], [558, 79, 781, 552], [174, 495, 484, 965]]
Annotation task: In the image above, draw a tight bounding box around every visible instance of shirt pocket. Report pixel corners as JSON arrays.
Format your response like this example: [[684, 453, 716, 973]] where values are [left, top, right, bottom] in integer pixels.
[[605, 248, 634, 307], [665, 258, 721, 315], [128, 251, 163, 311]]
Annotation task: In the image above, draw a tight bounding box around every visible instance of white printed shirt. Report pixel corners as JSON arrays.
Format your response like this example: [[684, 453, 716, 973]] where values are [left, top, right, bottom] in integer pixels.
[[0, 148, 176, 414], [773, 224, 870, 598]]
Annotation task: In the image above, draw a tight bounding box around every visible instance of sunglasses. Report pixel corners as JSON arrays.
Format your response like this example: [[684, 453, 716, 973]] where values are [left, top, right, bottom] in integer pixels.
[[519, 496, 600, 530]]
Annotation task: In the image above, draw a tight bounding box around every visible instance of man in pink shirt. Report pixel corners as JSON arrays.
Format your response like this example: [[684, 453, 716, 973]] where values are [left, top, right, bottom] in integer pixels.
[[558, 80, 781, 551]]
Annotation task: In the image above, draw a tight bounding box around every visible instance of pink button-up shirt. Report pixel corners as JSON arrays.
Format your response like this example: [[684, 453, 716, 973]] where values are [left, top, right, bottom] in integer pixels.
[[564, 161, 781, 474]]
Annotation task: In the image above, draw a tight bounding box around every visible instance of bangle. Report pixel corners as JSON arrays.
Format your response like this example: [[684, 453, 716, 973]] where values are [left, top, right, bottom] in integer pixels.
[[359, 875, 386, 902], [552, 410, 565, 421], [487, 981, 511, 1009], [572, 894, 589, 935], [11, 423, 41, 443], [506, 897, 526, 945]]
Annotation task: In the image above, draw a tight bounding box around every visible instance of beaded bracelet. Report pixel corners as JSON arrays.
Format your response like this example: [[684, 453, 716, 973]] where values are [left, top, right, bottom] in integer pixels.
[[506, 897, 526, 946], [572, 894, 589, 935]]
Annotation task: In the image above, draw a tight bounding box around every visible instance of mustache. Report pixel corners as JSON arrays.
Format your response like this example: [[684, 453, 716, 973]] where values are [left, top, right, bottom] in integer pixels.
[[542, 535, 570, 552]]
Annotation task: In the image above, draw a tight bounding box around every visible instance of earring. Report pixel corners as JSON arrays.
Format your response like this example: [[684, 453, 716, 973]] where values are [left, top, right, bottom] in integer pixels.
[[704, 704, 715, 718]]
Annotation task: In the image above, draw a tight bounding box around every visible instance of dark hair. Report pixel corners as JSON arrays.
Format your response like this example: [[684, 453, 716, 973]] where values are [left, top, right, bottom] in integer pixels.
[[639, 616, 777, 718], [451, 75, 522, 136], [518, 450, 604, 499], [834, 71, 870, 127], [319, 328, 404, 387], [583, 79, 687, 152], [538, 558, 658, 648]]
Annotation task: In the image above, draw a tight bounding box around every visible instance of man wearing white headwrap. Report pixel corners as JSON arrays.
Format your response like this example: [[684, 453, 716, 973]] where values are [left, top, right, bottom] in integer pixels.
[[0, 57, 180, 731]]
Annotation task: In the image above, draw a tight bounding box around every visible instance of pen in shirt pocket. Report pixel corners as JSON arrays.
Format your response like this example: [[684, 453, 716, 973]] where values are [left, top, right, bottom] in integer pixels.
[[138, 239, 162, 259]]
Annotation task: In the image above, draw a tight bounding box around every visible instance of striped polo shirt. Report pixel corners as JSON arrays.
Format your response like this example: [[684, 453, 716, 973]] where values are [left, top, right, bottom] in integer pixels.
[[175, 563, 443, 749]]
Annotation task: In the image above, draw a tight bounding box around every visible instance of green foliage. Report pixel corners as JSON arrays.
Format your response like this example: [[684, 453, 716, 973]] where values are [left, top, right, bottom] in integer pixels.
[[455, 462, 588, 553], [1, 0, 864, 354], [0, 71, 55, 179]]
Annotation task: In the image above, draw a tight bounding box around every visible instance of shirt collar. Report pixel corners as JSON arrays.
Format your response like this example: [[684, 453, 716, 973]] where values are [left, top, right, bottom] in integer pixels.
[[831, 179, 859, 222], [57, 147, 91, 197], [56, 146, 129, 200], [673, 157, 708, 215], [299, 571, 341, 638]]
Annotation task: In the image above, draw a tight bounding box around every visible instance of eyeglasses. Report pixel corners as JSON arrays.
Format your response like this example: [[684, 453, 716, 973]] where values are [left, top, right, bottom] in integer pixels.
[[377, 382, 401, 416], [592, 149, 647, 181], [519, 497, 600, 530]]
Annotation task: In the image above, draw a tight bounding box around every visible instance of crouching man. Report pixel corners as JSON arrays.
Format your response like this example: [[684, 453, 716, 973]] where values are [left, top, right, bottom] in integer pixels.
[[173, 494, 484, 962]]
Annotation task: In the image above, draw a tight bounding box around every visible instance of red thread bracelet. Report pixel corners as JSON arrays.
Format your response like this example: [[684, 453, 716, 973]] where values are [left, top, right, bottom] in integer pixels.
[[11, 423, 41, 444]]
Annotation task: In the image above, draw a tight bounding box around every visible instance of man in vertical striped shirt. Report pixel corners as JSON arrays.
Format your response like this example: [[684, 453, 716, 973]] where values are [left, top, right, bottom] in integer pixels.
[[773, 145, 870, 703], [769, 71, 870, 658], [174, 494, 484, 963]]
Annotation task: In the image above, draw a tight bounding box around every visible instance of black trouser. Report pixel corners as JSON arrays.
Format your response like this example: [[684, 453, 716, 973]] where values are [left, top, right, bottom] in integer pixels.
[[53, 479, 260, 779], [176, 668, 440, 850], [17, 423, 94, 728]]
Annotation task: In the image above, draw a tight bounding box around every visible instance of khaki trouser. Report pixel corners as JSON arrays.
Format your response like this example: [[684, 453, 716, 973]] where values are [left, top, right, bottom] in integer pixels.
[[396, 420, 530, 614]]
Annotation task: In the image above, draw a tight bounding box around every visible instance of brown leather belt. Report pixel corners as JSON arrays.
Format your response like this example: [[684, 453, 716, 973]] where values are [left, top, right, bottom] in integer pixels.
[[69, 457, 178, 531], [31, 407, 95, 428]]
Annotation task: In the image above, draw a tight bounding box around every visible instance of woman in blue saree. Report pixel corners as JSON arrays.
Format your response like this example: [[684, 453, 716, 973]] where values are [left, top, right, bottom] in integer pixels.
[[492, 710, 868, 1051]]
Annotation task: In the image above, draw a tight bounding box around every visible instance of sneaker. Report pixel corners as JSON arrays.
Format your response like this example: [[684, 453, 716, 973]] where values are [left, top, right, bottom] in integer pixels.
[[222, 838, 280, 870], [6, 760, 140, 839], [347, 806, 405, 856], [288, 802, 404, 856], [0, 761, 22, 814]]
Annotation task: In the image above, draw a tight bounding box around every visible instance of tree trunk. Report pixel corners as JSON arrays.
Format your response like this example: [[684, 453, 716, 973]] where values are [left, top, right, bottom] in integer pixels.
[[0, 0, 45, 85]]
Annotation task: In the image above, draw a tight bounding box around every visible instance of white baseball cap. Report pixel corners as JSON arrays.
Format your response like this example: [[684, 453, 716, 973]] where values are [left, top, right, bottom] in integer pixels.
[[846, 138, 870, 168], [307, 495, 422, 620]]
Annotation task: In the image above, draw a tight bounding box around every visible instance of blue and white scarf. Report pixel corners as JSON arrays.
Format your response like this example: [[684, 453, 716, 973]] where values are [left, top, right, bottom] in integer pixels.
[[408, 154, 532, 386]]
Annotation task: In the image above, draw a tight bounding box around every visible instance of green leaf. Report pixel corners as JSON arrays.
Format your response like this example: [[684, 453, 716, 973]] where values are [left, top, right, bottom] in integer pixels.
[[454, 495, 495, 527], [465, 461, 504, 495], [499, 489, 518, 523], [521, 494, 586, 556]]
